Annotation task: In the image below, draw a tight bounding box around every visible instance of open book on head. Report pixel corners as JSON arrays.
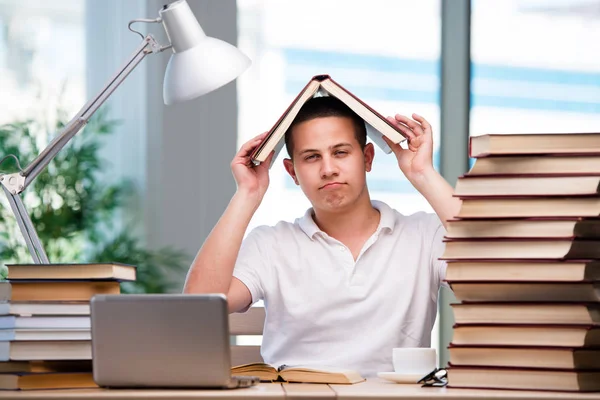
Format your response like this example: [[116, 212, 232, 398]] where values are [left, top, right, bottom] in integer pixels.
[[231, 363, 365, 384], [250, 74, 407, 166]]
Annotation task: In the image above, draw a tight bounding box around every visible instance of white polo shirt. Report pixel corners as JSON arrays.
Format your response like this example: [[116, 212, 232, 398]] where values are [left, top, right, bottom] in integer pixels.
[[233, 200, 447, 377]]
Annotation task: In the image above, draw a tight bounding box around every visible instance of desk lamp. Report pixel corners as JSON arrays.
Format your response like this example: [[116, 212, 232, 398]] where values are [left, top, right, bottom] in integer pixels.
[[0, 0, 250, 263]]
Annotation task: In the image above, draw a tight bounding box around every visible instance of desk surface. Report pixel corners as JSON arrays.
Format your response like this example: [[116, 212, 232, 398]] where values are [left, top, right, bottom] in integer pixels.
[[1, 379, 600, 400], [331, 380, 600, 400]]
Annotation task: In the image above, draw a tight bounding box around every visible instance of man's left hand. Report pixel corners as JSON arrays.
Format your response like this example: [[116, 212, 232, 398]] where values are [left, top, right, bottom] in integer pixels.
[[382, 113, 435, 183]]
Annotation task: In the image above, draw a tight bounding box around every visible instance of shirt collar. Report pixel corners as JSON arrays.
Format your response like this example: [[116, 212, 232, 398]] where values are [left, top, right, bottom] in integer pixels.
[[298, 200, 396, 240], [372, 200, 395, 234]]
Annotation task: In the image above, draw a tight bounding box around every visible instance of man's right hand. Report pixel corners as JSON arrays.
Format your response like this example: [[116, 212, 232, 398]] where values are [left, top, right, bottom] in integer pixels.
[[231, 132, 275, 203]]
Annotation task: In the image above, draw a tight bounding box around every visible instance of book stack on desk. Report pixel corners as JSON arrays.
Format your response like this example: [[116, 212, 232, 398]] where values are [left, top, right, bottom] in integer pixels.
[[442, 132, 600, 392], [0, 263, 136, 390]]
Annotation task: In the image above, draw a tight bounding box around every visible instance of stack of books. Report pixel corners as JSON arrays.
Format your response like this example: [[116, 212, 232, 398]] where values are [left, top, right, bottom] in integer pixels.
[[443, 132, 600, 392], [0, 263, 135, 390]]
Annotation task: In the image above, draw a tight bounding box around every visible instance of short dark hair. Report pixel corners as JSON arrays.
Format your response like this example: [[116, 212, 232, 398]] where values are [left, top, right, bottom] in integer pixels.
[[284, 96, 367, 159]]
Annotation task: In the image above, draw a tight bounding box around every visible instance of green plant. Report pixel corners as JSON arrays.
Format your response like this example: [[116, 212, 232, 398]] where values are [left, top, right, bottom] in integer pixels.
[[0, 107, 189, 292]]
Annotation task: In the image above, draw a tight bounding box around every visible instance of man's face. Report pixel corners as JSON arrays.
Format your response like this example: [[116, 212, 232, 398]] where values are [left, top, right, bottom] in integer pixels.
[[283, 116, 374, 213]]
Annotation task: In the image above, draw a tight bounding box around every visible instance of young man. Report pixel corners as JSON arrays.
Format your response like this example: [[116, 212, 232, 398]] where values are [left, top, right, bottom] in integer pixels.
[[184, 97, 461, 377]]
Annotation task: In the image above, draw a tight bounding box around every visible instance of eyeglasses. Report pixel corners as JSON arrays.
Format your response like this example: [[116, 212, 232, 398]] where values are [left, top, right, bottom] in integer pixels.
[[417, 368, 448, 387]]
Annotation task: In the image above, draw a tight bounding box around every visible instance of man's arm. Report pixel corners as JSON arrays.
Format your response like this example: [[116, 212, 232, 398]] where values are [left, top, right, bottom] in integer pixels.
[[383, 113, 461, 228], [183, 191, 259, 312], [407, 168, 461, 229], [183, 132, 274, 313]]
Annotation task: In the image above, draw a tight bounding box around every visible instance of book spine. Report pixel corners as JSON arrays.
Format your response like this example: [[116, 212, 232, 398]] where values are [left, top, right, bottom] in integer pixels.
[[468, 136, 473, 158]]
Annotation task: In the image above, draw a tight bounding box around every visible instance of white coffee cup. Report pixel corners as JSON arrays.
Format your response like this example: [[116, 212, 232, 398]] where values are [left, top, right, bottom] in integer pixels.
[[392, 348, 436, 376]]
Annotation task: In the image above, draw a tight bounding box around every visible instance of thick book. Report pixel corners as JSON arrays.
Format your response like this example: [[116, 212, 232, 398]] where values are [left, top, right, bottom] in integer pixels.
[[448, 366, 600, 392], [230, 363, 365, 384], [0, 302, 89, 316], [0, 281, 120, 302], [441, 238, 600, 260], [452, 324, 600, 347], [0, 315, 90, 330], [6, 263, 136, 281], [454, 174, 600, 198], [250, 74, 406, 164], [469, 133, 600, 158], [449, 282, 600, 303], [451, 303, 600, 325], [445, 260, 600, 282], [0, 372, 96, 390], [445, 218, 600, 240], [0, 340, 91, 361], [456, 197, 600, 219], [0, 329, 90, 342], [448, 346, 600, 370], [467, 155, 600, 176], [0, 360, 91, 374]]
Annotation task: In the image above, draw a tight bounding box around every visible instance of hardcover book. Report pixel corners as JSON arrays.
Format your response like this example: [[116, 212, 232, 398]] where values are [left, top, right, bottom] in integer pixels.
[[251, 74, 406, 164]]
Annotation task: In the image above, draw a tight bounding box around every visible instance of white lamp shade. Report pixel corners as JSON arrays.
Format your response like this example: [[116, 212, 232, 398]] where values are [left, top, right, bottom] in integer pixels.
[[163, 36, 251, 105], [159, 0, 251, 105]]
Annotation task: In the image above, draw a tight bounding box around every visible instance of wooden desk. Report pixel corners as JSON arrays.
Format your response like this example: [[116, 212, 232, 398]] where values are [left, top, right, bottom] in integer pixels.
[[1, 379, 600, 400], [0, 383, 284, 400], [331, 380, 600, 400]]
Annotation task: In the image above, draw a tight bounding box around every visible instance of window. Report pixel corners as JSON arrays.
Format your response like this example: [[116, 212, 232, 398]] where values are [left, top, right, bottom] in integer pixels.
[[238, 0, 441, 228], [471, 0, 600, 143], [0, 1, 85, 125]]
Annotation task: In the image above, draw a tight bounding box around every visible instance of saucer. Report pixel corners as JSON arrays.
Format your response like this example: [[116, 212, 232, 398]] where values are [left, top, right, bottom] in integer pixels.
[[377, 372, 423, 384]]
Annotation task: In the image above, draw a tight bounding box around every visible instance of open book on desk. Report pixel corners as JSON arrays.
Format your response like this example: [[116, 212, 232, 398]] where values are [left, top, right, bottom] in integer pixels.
[[231, 363, 365, 384]]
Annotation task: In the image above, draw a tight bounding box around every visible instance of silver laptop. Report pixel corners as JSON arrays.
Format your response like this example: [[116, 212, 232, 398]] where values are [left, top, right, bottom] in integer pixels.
[[90, 294, 259, 389]]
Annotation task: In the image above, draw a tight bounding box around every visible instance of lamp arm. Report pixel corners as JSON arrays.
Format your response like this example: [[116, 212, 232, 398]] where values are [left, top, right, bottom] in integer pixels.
[[0, 33, 170, 264], [22, 35, 159, 187]]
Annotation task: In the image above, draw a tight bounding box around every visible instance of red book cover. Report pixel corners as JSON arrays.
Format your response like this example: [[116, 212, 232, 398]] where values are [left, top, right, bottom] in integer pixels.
[[250, 74, 406, 161]]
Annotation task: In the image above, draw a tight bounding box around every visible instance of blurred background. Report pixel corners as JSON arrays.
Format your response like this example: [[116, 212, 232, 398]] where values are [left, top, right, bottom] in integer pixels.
[[0, 0, 599, 366]]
